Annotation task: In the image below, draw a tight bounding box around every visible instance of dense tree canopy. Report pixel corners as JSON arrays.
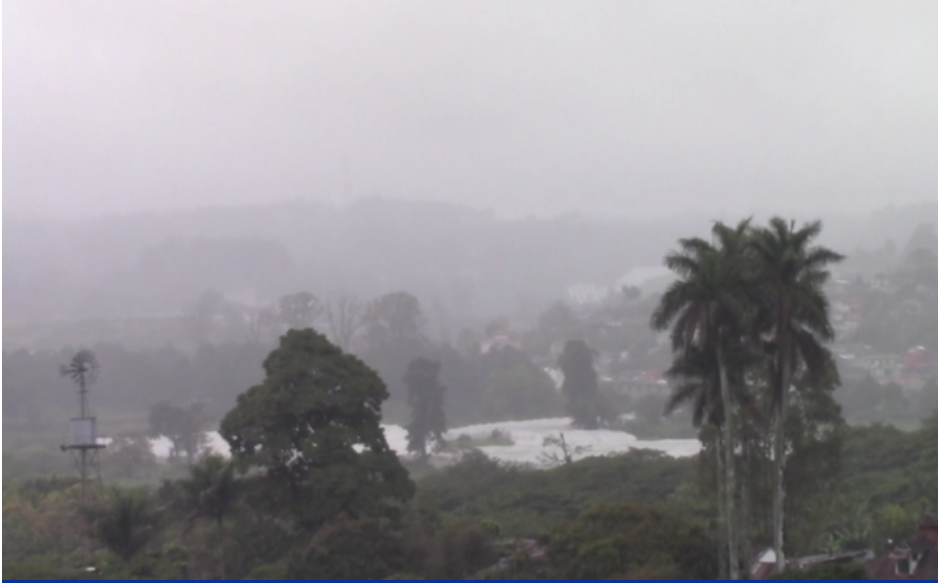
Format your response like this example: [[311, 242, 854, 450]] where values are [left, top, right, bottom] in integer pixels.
[[546, 501, 718, 580], [219, 329, 415, 529]]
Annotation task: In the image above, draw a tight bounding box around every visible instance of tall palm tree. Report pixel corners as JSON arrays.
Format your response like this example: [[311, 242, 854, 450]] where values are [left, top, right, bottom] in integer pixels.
[[652, 219, 755, 579], [750, 218, 844, 572]]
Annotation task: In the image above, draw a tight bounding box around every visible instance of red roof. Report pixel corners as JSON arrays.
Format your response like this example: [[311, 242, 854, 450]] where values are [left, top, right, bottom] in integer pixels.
[[904, 347, 932, 368], [864, 519, 938, 580]]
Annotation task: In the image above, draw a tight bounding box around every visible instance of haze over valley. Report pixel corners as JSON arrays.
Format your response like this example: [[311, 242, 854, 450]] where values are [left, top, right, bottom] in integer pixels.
[[4, 1, 938, 580]]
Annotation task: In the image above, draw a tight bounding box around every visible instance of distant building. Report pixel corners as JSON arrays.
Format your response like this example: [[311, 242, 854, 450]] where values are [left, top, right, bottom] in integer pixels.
[[895, 346, 936, 391], [904, 346, 932, 368], [565, 284, 612, 308], [863, 354, 904, 383]]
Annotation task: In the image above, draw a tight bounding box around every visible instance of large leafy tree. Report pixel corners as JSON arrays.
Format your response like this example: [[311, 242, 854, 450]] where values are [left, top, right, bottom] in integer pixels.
[[404, 358, 447, 458], [362, 292, 428, 348], [558, 340, 603, 429], [651, 219, 754, 579], [750, 218, 844, 571], [219, 329, 415, 530]]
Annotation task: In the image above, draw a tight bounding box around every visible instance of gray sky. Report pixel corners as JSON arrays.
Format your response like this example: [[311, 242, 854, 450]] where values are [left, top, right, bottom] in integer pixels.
[[4, 0, 938, 221]]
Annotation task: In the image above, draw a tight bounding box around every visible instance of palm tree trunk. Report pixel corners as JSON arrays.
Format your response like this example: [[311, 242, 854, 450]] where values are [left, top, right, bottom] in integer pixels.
[[715, 430, 728, 581], [717, 342, 739, 580], [740, 426, 753, 575], [772, 334, 791, 574]]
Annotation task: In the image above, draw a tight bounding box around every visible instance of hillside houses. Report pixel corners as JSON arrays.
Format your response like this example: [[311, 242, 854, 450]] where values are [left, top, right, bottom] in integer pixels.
[[835, 344, 936, 391], [750, 517, 938, 580], [828, 278, 864, 338]]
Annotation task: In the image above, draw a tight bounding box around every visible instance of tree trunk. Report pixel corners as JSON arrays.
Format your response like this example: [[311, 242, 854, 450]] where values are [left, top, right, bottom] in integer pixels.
[[715, 431, 728, 581], [772, 333, 791, 574], [739, 426, 753, 575], [717, 342, 739, 580]]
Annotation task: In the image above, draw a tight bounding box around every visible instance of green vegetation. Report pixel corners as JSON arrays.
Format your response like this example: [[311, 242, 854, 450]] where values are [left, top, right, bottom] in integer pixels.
[[414, 449, 698, 538], [5, 214, 938, 580], [558, 339, 613, 429], [650, 217, 847, 577], [219, 329, 415, 531], [4, 409, 937, 579], [544, 502, 718, 580]]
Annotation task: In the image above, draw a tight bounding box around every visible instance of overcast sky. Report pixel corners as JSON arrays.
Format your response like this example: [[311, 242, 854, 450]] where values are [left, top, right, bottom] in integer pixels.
[[4, 1, 938, 221]]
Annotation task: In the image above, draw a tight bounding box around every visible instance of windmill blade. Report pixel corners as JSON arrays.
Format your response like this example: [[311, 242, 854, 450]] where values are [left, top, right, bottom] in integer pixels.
[[61, 349, 101, 389]]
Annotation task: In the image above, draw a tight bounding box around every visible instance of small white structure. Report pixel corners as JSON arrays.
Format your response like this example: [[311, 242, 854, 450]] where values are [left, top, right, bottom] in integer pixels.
[[69, 418, 99, 447]]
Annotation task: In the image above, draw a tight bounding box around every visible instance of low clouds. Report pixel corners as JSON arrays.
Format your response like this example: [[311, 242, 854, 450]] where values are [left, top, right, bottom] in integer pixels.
[[4, 0, 938, 220]]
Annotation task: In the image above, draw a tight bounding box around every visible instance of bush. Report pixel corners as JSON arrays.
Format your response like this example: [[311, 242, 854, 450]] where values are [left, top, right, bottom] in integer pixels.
[[286, 516, 405, 580], [546, 501, 717, 580]]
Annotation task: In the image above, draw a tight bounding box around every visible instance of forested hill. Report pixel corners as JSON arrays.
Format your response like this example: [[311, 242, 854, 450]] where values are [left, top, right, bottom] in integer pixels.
[[2, 198, 695, 325], [4, 198, 937, 327]]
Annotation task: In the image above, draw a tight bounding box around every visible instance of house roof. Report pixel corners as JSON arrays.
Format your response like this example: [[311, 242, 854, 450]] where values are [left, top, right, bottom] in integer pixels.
[[864, 519, 938, 580]]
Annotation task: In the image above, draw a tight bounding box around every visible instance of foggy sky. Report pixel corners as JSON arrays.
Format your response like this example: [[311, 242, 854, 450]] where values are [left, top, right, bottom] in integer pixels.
[[5, 1, 938, 221]]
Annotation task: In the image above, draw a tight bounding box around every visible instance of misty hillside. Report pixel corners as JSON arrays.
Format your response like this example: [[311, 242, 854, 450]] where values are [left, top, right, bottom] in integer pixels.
[[5, 198, 937, 330], [2, 197, 685, 325]]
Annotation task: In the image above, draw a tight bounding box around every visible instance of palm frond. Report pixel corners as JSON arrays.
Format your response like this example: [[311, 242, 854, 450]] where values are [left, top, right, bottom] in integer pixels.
[[803, 246, 846, 270], [792, 327, 837, 389], [664, 252, 703, 279]]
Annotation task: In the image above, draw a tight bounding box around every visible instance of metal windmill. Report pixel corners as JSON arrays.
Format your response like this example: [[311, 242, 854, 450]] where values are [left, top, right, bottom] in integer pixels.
[[59, 349, 106, 502]]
